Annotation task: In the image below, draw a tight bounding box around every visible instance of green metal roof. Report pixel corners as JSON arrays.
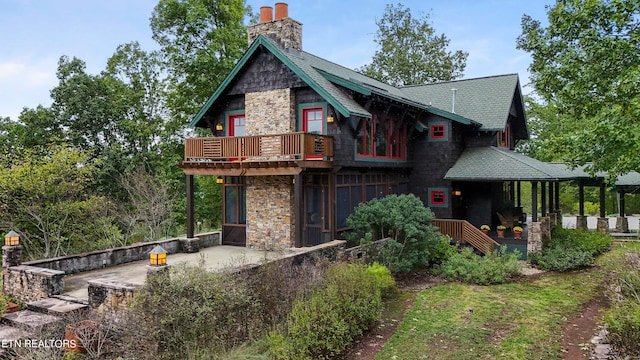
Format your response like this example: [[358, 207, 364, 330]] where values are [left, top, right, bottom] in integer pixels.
[[444, 147, 574, 181], [401, 74, 522, 131]]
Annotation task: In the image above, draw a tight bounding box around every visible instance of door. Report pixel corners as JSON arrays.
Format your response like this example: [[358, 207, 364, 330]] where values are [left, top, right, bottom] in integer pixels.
[[228, 114, 245, 160], [302, 107, 324, 160]]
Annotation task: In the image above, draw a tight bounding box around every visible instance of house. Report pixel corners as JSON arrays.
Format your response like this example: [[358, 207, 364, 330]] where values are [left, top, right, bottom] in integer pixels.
[[178, 3, 566, 251]]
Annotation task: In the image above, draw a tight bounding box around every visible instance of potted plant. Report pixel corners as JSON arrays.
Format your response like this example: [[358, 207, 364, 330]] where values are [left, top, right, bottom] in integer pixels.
[[496, 225, 506, 238], [513, 226, 523, 239], [480, 224, 490, 235]]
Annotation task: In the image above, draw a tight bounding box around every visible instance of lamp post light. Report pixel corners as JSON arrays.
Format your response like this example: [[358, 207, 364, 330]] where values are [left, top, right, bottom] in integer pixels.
[[149, 245, 167, 267], [4, 230, 20, 246]]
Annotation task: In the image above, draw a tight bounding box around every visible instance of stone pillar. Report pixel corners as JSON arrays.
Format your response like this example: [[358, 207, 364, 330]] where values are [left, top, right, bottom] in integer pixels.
[[146, 264, 170, 279], [556, 212, 563, 230], [179, 237, 200, 253], [540, 216, 551, 241], [246, 176, 294, 249], [597, 217, 609, 233], [2, 245, 22, 268], [576, 215, 588, 230], [527, 221, 542, 255], [615, 217, 629, 233]]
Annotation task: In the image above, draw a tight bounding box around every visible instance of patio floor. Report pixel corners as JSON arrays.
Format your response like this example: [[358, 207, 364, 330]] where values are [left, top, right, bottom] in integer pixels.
[[63, 245, 280, 301]]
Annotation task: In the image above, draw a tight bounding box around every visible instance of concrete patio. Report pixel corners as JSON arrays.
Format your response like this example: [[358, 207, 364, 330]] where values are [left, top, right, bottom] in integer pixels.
[[63, 245, 278, 300]]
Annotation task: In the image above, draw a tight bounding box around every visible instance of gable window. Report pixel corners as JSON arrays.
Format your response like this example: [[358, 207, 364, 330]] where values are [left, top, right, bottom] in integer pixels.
[[498, 125, 510, 148], [428, 188, 449, 208], [356, 114, 406, 160], [429, 122, 448, 141]]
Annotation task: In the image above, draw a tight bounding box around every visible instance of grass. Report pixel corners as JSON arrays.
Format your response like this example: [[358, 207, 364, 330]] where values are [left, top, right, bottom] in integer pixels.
[[375, 270, 605, 360]]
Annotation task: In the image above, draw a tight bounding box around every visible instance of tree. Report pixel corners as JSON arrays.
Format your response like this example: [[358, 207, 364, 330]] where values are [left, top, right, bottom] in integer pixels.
[[359, 3, 468, 86], [150, 0, 253, 120], [517, 0, 640, 178], [0, 146, 116, 259]]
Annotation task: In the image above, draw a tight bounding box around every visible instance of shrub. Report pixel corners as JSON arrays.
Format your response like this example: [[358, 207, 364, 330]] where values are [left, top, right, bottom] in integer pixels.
[[530, 228, 612, 272], [347, 194, 455, 273], [366, 262, 397, 298], [269, 263, 383, 359], [547, 228, 612, 256], [605, 302, 640, 357], [128, 263, 261, 357], [437, 246, 522, 285], [529, 247, 594, 272]]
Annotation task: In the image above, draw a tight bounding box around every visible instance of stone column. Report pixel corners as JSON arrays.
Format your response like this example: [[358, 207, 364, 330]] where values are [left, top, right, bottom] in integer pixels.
[[597, 217, 609, 233], [576, 215, 588, 230], [2, 245, 22, 268], [616, 217, 629, 233], [527, 221, 542, 255], [540, 216, 551, 241], [146, 264, 170, 279]]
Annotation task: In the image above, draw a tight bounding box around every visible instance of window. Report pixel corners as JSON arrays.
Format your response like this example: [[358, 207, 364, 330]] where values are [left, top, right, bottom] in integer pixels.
[[429, 122, 448, 141], [498, 125, 510, 148], [356, 114, 406, 160], [228, 113, 246, 136], [428, 188, 449, 208], [302, 107, 324, 134], [223, 177, 246, 225]]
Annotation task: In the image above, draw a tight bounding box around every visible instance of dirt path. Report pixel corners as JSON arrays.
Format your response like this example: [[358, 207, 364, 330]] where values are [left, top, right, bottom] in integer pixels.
[[561, 295, 610, 360]]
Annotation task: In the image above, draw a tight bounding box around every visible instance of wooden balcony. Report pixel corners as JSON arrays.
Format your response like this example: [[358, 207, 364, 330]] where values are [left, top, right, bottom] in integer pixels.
[[179, 132, 333, 176]]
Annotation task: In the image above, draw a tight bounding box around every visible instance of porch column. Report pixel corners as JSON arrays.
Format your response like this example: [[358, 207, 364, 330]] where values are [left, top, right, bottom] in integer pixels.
[[548, 182, 555, 213], [531, 181, 538, 222], [186, 174, 194, 239], [293, 174, 303, 247], [509, 181, 515, 203], [555, 182, 562, 229], [541, 182, 547, 217], [516, 181, 522, 208], [576, 182, 587, 230], [597, 182, 608, 232], [616, 191, 629, 233]]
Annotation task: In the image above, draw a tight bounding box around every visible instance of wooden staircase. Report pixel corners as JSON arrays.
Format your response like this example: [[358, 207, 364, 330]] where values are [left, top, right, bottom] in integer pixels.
[[432, 219, 500, 255]]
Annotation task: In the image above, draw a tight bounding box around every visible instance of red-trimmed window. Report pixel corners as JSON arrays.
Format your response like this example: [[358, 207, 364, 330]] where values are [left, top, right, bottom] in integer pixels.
[[356, 115, 406, 160], [429, 122, 449, 141], [228, 114, 246, 136], [428, 187, 449, 208], [431, 190, 446, 205], [302, 107, 324, 134], [498, 125, 510, 148]]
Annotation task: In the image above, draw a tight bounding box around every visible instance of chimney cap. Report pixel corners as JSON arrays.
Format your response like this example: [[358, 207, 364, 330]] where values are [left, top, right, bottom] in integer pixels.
[[259, 6, 273, 23], [275, 2, 288, 20]]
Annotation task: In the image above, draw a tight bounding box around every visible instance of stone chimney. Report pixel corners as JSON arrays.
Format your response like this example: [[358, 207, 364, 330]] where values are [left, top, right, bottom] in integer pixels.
[[248, 2, 302, 51]]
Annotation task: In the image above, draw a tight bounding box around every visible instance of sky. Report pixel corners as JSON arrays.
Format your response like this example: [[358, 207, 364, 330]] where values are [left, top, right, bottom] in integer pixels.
[[0, 0, 553, 121]]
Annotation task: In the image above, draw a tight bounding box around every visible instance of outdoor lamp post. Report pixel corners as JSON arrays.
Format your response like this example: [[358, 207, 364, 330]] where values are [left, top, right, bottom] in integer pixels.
[[149, 245, 167, 266], [4, 230, 20, 246]]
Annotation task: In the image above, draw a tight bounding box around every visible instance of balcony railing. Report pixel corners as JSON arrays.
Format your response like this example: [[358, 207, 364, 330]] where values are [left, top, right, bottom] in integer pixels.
[[184, 132, 333, 163], [432, 219, 500, 255]]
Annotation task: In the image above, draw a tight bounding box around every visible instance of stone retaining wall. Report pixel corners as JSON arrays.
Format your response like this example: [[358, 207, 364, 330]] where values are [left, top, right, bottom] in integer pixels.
[[88, 279, 140, 318], [22, 232, 221, 275], [3, 265, 65, 302]]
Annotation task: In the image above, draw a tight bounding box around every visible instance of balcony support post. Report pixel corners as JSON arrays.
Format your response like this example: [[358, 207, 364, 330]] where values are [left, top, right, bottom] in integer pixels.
[[186, 174, 195, 239]]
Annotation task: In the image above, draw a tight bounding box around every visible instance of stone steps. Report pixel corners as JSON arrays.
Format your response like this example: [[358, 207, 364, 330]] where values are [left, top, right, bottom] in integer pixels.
[[27, 297, 89, 318], [1, 309, 61, 332]]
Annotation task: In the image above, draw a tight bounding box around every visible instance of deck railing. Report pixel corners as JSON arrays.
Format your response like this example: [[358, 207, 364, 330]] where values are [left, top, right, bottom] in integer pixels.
[[432, 219, 500, 255], [184, 132, 333, 162]]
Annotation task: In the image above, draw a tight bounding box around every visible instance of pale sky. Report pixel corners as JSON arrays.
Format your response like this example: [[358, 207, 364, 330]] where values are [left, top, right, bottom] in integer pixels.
[[0, 0, 552, 121]]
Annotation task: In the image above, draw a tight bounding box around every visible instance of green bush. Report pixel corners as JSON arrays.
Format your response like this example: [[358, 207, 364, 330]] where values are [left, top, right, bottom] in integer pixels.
[[366, 262, 397, 298], [605, 302, 640, 356], [437, 246, 522, 285], [269, 263, 383, 359], [547, 228, 612, 256], [347, 194, 455, 273], [529, 247, 594, 272], [530, 228, 612, 272]]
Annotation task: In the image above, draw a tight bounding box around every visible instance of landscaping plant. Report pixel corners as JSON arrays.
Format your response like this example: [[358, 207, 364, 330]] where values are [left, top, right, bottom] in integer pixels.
[[437, 246, 522, 285], [347, 194, 454, 273], [529, 228, 612, 272]]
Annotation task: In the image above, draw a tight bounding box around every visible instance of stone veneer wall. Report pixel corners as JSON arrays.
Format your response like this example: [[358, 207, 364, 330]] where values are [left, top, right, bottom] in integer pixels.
[[88, 279, 139, 318], [248, 17, 302, 51], [245, 88, 296, 136], [246, 176, 295, 250], [3, 265, 65, 302]]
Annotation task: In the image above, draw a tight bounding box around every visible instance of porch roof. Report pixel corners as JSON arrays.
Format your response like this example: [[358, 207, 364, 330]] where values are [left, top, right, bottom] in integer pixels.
[[444, 146, 574, 181]]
